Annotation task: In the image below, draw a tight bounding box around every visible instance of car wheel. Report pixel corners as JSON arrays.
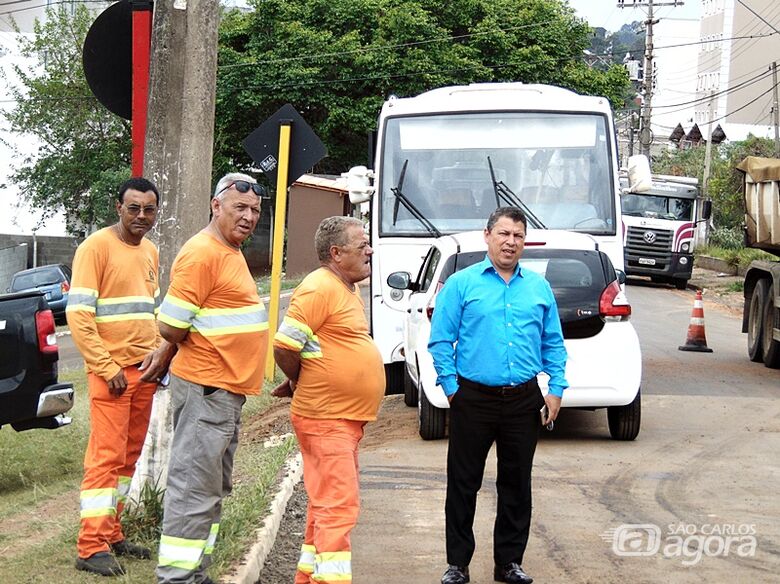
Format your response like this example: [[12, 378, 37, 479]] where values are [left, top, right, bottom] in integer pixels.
[[403, 365, 418, 407], [761, 285, 780, 368], [747, 279, 767, 363], [607, 389, 641, 441], [674, 278, 687, 290], [418, 387, 446, 440], [384, 362, 404, 395]]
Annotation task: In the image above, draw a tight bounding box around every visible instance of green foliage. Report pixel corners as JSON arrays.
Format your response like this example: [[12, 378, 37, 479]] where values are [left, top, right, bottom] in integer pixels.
[[697, 243, 777, 269], [215, 0, 630, 177], [121, 479, 166, 547], [1, 6, 131, 235], [707, 226, 744, 250], [653, 135, 775, 230]]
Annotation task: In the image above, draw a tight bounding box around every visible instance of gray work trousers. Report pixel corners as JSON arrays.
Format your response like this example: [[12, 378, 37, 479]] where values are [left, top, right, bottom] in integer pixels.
[[156, 374, 245, 584]]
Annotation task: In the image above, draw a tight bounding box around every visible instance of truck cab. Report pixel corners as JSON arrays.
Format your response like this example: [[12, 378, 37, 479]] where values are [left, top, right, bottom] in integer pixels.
[[620, 173, 711, 290]]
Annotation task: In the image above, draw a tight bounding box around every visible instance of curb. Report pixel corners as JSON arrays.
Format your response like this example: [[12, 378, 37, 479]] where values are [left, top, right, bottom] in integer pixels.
[[224, 451, 303, 584]]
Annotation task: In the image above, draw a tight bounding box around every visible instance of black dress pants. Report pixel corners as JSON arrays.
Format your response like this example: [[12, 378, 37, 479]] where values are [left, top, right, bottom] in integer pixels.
[[445, 378, 545, 567]]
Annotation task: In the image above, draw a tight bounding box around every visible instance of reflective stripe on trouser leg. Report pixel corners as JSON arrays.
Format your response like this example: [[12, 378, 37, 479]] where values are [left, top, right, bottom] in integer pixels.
[[78, 367, 156, 558], [291, 415, 364, 584], [313, 551, 352, 582], [156, 375, 245, 584], [298, 543, 316, 574]]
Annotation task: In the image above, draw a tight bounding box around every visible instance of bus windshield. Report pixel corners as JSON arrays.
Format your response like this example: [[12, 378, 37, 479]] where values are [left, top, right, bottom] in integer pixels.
[[378, 112, 616, 236], [621, 193, 694, 221]]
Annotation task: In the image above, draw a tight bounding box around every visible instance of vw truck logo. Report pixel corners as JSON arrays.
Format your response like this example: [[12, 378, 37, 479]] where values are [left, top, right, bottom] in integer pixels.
[[643, 231, 657, 244]]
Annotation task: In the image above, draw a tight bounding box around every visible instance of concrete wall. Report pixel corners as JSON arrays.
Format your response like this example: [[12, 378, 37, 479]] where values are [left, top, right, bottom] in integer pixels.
[[0, 233, 80, 272], [0, 243, 28, 292]]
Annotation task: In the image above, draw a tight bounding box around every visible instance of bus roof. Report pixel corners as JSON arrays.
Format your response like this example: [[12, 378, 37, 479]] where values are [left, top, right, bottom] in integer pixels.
[[381, 83, 613, 117]]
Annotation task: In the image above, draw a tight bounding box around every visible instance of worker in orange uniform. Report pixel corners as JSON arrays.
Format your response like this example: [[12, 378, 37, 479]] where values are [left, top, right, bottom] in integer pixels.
[[155, 173, 268, 584], [67, 177, 175, 577], [273, 216, 385, 584]]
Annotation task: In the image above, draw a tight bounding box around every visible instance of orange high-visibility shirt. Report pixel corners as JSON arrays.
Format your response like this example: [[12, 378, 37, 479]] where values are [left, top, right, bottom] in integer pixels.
[[158, 231, 268, 395], [274, 268, 385, 421], [66, 227, 161, 381]]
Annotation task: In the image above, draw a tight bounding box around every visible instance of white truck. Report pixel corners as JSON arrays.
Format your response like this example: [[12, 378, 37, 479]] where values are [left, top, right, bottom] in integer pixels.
[[620, 173, 711, 290], [738, 156, 780, 368], [345, 82, 633, 392]]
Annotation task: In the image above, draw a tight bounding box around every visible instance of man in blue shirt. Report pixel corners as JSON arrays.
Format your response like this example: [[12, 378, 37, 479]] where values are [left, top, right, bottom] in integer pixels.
[[429, 207, 568, 584]]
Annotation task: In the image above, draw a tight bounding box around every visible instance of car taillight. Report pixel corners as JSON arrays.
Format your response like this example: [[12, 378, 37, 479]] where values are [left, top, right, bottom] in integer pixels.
[[599, 280, 631, 321], [35, 309, 59, 356], [61, 281, 70, 293], [426, 282, 444, 321]]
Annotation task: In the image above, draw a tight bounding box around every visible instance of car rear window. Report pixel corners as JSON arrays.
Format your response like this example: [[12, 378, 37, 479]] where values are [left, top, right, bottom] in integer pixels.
[[11, 267, 63, 291], [440, 249, 614, 339]]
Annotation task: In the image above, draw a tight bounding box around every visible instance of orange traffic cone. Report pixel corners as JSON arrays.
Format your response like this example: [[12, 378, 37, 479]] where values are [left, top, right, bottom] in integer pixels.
[[678, 290, 713, 353]]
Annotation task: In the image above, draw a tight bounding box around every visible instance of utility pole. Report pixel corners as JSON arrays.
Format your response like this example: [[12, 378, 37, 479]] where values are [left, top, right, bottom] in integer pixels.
[[772, 61, 779, 157], [702, 90, 715, 197], [130, 0, 221, 498], [618, 1, 685, 157]]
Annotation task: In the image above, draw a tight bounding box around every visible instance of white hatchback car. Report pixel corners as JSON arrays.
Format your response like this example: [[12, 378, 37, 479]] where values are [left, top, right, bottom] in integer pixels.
[[387, 229, 642, 441]]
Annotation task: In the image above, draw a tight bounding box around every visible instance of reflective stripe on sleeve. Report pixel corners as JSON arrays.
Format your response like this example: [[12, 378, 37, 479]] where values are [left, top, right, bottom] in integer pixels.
[[158, 295, 200, 329], [157, 534, 207, 571], [204, 523, 220, 556], [191, 304, 268, 337], [276, 317, 310, 349], [313, 551, 352, 582], [300, 337, 323, 359], [297, 543, 316, 574], [80, 487, 117, 519], [66, 287, 98, 312]]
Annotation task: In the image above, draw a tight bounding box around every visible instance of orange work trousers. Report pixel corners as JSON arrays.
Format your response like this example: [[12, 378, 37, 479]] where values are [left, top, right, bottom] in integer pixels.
[[77, 365, 157, 559], [291, 414, 366, 584]]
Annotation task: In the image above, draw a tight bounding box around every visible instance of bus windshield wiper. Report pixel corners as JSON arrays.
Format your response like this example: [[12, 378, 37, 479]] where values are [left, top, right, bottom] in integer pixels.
[[391, 160, 442, 237], [487, 157, 546, 229]]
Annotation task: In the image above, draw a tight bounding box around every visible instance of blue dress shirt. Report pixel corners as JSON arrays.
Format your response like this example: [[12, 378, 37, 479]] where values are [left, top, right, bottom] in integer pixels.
[[428, 254, 568, 397]]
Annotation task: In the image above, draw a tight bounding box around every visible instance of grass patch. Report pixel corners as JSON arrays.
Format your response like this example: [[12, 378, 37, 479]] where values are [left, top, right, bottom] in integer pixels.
[[725, 281, 745, 293], [696, 245, 776, 269], [0, 370, 297, 583], [256, 273, 306, 295]]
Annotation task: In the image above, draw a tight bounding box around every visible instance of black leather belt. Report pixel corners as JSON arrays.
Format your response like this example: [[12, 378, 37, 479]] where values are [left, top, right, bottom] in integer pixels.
[[458, 376, 533, 396]]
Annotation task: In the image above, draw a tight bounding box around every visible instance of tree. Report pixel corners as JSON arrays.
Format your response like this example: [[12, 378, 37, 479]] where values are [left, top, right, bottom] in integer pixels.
[[2, 5, 130, 235], [214, 0, 631, 178]]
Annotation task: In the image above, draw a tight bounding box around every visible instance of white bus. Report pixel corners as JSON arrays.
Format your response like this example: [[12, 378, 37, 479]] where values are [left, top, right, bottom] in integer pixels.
[[346, 82, 628, 392]]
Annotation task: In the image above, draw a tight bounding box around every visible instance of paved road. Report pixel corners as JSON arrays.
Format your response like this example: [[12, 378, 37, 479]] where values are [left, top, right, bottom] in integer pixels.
[[352, 282, 780, 584]]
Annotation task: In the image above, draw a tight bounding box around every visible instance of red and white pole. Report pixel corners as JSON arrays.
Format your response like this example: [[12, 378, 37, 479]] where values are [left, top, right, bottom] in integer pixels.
[[131, 0, 153, 177]]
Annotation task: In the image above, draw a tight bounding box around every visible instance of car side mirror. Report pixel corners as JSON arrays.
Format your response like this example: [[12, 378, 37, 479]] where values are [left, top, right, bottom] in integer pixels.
[[387, 271, 413, 290], [616, 269, 627, 285]]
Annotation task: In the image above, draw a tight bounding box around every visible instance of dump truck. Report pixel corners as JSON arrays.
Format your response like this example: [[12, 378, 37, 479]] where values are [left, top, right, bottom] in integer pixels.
[[737, 156, 780, 368]]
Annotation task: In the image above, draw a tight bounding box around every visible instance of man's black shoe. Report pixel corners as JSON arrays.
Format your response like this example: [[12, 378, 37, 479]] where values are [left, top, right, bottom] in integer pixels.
[[110, 539, 152, 559], [494, 562, 533, 584], [75, 552, 126, 576], [441, 564, 470, 584]]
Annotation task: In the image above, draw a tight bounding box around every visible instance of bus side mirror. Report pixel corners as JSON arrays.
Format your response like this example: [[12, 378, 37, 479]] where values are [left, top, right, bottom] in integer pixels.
[[701, 199, 712, 221], [342, 166, 375, 204], [626, 155, 652, 193]]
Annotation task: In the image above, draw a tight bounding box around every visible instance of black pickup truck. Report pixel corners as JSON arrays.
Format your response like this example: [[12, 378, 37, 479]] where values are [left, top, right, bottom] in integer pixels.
[[0, 290, 74, 431]]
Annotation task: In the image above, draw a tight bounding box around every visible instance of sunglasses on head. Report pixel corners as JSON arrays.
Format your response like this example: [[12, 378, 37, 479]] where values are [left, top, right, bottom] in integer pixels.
[[215, 180, 264, 198]]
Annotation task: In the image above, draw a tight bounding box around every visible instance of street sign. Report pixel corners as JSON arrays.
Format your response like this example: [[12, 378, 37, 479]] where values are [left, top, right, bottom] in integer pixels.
[[82, 0, 132, 120], [242, 104, 327, 187]]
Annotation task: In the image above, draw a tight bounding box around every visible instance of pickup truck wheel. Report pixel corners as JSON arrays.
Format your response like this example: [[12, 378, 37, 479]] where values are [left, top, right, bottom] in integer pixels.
[[761, 287, 780, 368], [384, 362, 404, 395], [403, 365, 418, 407], [418, 388, 446, 440], [748, 279, 768, 363], [607, 389, 641, 441]]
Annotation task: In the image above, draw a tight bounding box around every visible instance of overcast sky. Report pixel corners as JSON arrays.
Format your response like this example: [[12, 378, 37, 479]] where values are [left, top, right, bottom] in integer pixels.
[[567, 0, 702, 31]]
